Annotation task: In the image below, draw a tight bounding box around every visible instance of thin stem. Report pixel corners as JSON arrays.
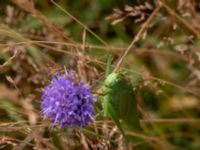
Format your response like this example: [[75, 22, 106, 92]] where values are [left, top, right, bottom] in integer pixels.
[[112, 6, 161, 72], [51, 0, 109, 47]]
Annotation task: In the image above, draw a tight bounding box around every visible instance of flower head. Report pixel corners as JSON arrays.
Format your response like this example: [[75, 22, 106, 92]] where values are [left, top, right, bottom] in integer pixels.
[[41, 70, 96, 128]]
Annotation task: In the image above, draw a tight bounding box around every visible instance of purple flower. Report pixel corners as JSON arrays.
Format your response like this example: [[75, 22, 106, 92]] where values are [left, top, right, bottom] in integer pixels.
[[41, 70, 96, 128]]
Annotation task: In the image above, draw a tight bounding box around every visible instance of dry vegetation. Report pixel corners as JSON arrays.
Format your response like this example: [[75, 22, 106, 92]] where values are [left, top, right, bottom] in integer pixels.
[[0, 0, 200, 150]]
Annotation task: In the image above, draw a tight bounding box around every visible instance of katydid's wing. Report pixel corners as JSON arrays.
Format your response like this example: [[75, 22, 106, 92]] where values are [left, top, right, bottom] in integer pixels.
[[119, 85, 140, 131]]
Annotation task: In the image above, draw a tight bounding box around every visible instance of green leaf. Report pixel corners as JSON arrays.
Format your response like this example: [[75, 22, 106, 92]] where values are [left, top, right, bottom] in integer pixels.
[[0, 99, 28, 133], [0, 99, 24, 122]]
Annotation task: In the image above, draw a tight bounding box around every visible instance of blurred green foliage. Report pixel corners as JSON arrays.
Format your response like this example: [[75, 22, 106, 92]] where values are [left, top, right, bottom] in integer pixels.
[[0, 0, 200, 149]]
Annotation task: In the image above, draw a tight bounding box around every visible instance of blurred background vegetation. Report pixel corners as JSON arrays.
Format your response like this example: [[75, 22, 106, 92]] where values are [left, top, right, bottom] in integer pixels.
[[0, 0, 200, 149]]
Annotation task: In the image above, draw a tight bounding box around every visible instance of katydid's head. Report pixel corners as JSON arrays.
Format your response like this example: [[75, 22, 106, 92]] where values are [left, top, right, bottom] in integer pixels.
[[104, 73, 122, 87]]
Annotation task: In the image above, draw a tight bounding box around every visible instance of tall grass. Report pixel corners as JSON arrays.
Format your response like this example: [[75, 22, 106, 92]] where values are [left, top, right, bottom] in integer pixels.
[[0, 0, 200, 149]]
